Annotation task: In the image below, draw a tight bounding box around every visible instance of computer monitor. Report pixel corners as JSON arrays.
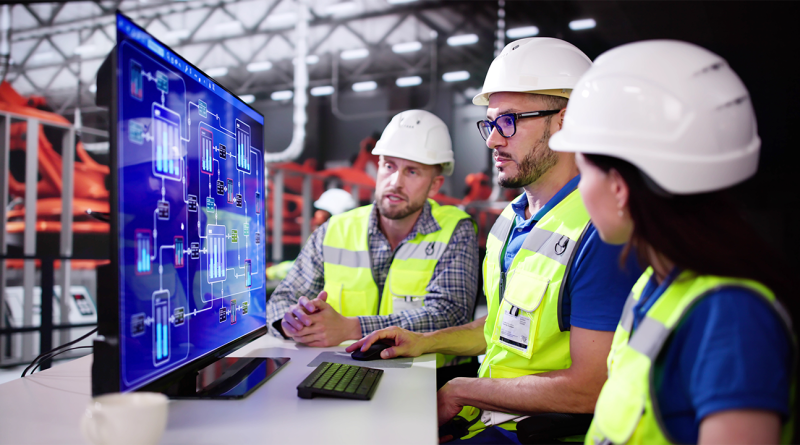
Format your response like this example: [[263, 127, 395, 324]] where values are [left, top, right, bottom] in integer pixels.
[[92, 12, 288, 398]]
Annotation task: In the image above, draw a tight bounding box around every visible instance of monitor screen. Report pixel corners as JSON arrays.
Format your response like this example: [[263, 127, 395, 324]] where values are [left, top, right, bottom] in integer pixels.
[[111, 12, 266, 393]]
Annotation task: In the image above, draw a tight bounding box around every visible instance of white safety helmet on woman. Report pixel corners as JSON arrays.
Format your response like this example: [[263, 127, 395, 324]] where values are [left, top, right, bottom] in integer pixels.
[[473, 37, 593, 105], [550, 40, 760, 195], [372, 109, 455, 176]]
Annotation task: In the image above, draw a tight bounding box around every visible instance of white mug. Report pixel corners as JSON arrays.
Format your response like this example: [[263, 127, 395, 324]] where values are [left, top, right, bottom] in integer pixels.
[[80, 392, 169, 445]]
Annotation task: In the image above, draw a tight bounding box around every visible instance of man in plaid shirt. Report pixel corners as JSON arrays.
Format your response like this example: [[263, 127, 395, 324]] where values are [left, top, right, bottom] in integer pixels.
[[267, 110, 479, 347]]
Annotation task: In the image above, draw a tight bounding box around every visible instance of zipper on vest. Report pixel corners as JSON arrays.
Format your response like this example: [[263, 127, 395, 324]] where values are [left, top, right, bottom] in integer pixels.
[[499, 271, 507, 303]]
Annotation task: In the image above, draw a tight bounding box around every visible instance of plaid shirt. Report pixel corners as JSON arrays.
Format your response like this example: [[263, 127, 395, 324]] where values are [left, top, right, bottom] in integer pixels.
[[266, 200, 479, 338]]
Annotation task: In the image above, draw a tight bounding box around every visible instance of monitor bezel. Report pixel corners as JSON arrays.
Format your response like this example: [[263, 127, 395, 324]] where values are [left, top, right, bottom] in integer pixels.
[[93, 11, 268, 396]]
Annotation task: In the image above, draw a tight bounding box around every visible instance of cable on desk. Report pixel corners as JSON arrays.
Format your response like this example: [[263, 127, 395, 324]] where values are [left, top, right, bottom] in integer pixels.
[[29, 346, 95, 375], [22, 328, 98, 377]]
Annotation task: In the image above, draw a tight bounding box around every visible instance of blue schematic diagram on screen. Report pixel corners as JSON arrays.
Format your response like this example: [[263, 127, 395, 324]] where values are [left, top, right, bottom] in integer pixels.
[[116, 35, 265, 391]]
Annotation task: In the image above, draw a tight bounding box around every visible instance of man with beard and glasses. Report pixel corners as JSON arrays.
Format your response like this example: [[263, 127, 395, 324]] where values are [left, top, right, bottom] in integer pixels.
[[266, 109, 479, 356], [347, 38, 641, 444]]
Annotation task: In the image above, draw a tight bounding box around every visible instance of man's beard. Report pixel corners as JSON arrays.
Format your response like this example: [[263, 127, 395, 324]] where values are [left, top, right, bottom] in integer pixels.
[[377, 188, 429, 220], [498, 123, 558, 189]]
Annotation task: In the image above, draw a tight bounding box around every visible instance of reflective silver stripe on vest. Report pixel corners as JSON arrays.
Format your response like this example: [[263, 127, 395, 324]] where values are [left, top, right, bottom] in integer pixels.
[[519, 227, 578, 266], [619, 292, 637, 333], [323, 245, 371, 268], [627, 316, 669, 360], [489, 214, 513, 242], [395, 241, 447, 261]]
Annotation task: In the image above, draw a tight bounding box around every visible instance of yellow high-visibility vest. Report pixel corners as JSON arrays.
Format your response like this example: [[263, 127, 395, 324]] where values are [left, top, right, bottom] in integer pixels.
[[587, 268, 795, 445], [459, 189, 592, 438], [322, 199, 471, 316]]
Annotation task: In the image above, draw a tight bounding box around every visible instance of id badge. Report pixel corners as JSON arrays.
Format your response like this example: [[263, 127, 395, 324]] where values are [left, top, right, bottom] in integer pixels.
[[393, 296, 424, 313], [498, 305, 530, 351]]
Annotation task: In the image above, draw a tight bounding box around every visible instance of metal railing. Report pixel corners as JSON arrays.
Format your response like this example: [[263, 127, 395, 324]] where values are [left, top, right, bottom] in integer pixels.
[[0, 112, 100, 369], [268, 165, 375, 262]]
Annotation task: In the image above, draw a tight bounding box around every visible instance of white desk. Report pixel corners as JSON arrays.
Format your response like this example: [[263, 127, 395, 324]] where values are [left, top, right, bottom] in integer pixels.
[[0, 335, 438, 444]]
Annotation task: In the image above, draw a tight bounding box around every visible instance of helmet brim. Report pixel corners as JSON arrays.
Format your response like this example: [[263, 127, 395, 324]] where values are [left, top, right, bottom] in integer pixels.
[[371, 146, 454, 176]]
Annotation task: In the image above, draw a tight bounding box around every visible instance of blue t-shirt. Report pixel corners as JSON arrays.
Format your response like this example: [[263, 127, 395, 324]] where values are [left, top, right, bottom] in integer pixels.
[[501, 176, 641, 331], [632, 270, 792, 443]]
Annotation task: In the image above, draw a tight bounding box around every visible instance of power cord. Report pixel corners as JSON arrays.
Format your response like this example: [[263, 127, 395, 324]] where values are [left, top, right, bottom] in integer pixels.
[[29, 346, 94, 375], [21, 327, 97, 377]]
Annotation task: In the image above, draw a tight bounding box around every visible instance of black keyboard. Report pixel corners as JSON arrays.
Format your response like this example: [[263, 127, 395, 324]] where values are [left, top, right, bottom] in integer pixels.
[[297, 361, 383, 400]]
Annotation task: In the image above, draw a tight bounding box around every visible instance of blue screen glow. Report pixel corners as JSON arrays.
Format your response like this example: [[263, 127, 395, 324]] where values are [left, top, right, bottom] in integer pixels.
[[115, 13, 266, 392]]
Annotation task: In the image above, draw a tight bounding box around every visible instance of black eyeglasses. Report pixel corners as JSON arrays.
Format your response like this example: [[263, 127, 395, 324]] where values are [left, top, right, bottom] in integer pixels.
[[476, 109, 563, 141]]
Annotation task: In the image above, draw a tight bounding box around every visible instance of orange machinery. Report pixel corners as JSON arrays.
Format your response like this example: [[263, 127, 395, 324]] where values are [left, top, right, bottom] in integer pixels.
[[1, 81, 110, 270]]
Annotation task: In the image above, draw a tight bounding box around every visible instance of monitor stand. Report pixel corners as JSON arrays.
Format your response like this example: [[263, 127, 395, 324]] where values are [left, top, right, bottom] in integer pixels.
[[164, 356, 290, 399]]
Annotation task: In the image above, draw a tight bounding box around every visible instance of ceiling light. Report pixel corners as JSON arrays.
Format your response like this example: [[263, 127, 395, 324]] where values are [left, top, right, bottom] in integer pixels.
[[569, 18, 596, 31], [396, 76, 422, 87], [73, 44, 98, 56], [204, 67, 228, 77], [506, 26, 539, 38], [442, 71, 469, 82], [447, 34, 478, 46], [162, 29, 190, 44], [271, 90, 294, 101], [247, 61, 273, 72], [325, 1, 358, 16], [387, 0, 417, 4], [310, 85, 334, 96], [306, 55, 319, 65], [352, 81, 377, 92], [341, 48, 369, 60], [215, 21, 243, 35], [240, 94, 255, 104], [31, 51, 56, 63], [392, 41, 422, 54], [464, 87, 480, 97], [265, 12, 297, 26]]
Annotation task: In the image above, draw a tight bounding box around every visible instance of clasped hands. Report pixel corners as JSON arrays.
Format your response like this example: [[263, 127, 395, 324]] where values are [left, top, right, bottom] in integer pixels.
[[281, 291, 362, 347]]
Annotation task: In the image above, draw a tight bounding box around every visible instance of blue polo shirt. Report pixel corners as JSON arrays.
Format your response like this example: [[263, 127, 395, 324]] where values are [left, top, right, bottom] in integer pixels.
[[632, 269, 792, 443], [501, 176, 641, 331]]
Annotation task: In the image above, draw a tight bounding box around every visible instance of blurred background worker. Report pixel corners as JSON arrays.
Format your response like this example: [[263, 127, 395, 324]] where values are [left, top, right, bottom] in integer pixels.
[[266, 188, 357, 281], [550, 40, 794, 445], [266, 109, 479, 351], [310, 188, 357, 231], [348, 38, 641, 444]]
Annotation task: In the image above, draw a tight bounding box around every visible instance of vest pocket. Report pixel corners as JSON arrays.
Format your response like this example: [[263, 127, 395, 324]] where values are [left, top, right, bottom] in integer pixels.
[[387, 270, 430, 314], [323, 283, 369, 317], [593, 350, 649, 444], [490, 270, 550, 360], [389, 270, 431, 297]]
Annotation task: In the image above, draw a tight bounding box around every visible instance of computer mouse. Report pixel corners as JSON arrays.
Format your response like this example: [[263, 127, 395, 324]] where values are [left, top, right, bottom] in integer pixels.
[[438, 416, 472, 440], [351, 342, 392, 361]]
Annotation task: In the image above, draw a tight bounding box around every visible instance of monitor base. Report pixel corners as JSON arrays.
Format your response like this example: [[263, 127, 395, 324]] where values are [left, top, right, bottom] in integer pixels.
[[163, 356, 290, 399]]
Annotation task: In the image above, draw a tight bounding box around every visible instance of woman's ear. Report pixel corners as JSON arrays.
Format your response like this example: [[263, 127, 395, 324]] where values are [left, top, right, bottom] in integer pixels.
[[609, 168, 630, 212]]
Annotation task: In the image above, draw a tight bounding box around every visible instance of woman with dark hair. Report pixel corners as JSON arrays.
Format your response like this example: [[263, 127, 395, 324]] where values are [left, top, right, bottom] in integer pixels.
[[550, 40, 794, 444]]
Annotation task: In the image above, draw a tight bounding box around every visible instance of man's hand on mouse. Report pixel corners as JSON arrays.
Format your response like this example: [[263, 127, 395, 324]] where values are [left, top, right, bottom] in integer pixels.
[[281, 291, 362, 347], [346, 326, 430, 359]]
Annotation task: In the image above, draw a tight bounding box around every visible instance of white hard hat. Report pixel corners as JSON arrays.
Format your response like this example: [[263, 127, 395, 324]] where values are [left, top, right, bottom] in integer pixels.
[[314, 188, 357, 216], [472, 37, 592, 106], [372, 109, 454, 176], [549, 40, 759, 195]]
